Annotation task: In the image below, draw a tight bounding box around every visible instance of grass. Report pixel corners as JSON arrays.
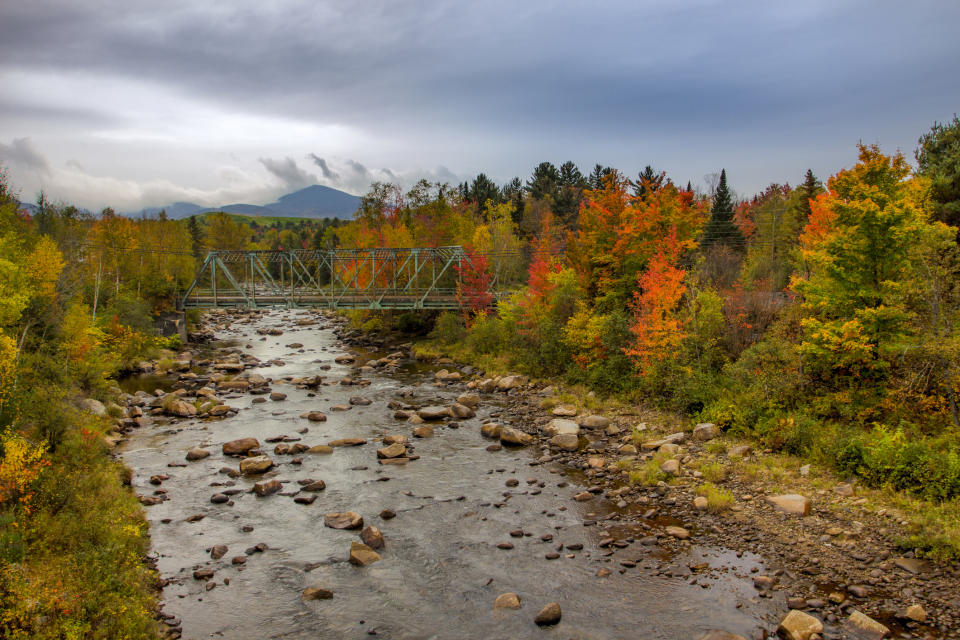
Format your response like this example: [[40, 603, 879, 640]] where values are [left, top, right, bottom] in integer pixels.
[[699, 461, 728, 483], [696, 482, 735, 512], [628, 450, 673, 486]]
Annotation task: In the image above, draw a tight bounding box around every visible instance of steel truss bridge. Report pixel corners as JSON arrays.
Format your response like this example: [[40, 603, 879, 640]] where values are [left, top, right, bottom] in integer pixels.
[[179, 246, 511, 310]]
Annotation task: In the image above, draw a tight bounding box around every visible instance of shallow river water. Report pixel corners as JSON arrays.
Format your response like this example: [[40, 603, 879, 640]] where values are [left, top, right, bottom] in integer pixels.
[[120, 310, 786, 640]]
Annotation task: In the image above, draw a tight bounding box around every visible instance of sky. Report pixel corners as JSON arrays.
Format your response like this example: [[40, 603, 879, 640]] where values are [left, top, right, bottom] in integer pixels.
[[0, 0, 958, 212]]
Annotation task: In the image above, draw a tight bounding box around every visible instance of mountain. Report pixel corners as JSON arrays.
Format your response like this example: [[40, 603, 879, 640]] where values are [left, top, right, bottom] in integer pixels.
[[265, 185, 361, 218], [136, 184, 360, 220]]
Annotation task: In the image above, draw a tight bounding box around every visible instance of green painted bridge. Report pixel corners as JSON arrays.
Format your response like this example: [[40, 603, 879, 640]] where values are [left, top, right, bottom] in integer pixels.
[[179, 247, 512, 310]]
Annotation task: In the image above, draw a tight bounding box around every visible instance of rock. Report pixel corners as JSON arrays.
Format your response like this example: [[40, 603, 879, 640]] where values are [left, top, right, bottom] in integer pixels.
[[640, 432, 686, 450], [496, 375, 522, 391], [456, 393, 480, 408], [493, 593, 522, 610], [308, 445, 334, 454], [348, 541, 381, 566], [596, 568, 611, 577], [167, 400, 198, 417], [240, 455, 274, 475], [377, 443, 407, 459], [660, 459, 680, 475], [81, 398, 107, 416], [210, 545, 228, 559], [301, 587, 334, 601], [847, 585, 869, 598], [269, 392, 287, 401], [659, 443, 681, 455], [548, 433, 580, 451], [587, 456, 606, 469], [412, 425, 434, 438], [551, 405, 577, 417], [294, 494, 317, 505], [665, 526, 689, 539], [728, 445, 752, 457], [449, 403, 475, 419], [767, 494, 811, 516], [697, 632, 748, 640], [324, 511, 363, 530], [692, 423, 718, 441], [210, 493, 229, 504], [543, 419, 579, 437], [580, 415, 609, 429], [893, 556, 929, 574], [753, 575, 775, 591], [693, 496, 709, 510], [500, 427, 533, 446], [844, 610, 889, 639], [302, 480, 326, 492], [360, 526, 385, 549], [349, 396, 372, 406], [573, 491, 593, 502], [303, 411, 328, 422], [328, 438, 367, 447], [186, 447, 211, 461], [253, 479, 282, 497], [834, 482, 855, 497], [417, 406, 451, 421], [534, 602, 561, 626], [209, 404, 232, 416], [799, 464, 811, 476], [380, 509, 396, 520], [334, 355, 355, 364], [383, 435, 407, 445], [481, 423, 503, 438], [902, 604, 926, 623], [777, 610, 823, 640], [192, 568, 214, 580]]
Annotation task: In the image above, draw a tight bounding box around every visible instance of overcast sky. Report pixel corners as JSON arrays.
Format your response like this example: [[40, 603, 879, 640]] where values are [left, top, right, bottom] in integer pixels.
[[1, 0, 958, 211]]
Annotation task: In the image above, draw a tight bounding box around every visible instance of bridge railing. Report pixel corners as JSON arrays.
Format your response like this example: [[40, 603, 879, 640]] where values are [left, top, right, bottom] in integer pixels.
[[179, 246, 511, 310]]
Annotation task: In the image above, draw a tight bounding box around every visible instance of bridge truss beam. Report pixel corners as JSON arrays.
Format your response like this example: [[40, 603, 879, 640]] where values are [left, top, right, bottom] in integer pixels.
[[179, 246, 501, 310]]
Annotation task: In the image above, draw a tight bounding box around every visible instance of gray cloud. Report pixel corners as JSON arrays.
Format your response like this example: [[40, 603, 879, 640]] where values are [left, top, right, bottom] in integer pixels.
[[258, 156, 315, 190], [0, 137, 50, 173], [0, 1, 958, 208], [307, 154, 339, 181]]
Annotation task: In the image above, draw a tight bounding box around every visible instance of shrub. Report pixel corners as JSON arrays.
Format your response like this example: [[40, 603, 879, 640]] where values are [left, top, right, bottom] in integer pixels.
[[430, 312, 465, 344], [696, 482, 735, 511]]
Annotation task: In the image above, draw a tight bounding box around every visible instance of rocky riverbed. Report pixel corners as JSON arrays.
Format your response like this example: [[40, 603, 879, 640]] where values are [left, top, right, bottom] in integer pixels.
[[115, 308, 955, 640]]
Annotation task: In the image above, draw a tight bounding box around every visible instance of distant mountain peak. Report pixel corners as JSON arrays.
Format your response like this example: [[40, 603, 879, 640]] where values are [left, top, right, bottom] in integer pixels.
[[134, 184, 360, 219]]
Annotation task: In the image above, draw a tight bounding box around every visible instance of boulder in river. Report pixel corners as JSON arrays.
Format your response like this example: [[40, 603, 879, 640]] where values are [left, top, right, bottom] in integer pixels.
[[348, 541, 381, 566], [844, 610, 889, 639], [301, 411, 328, 422], [301, 587, 333, 601], [253, 479, 282, 497], [239, 455, 274, 475], [324, 511, 363, 529], [307, 444, 334, 454], [222, 437, 259, 456], [449, 403, 475, 419], [186, 447, 211, 461], [412, 425, 434, 438], [456, 393, 479, 408], [697, 632, 748, 640], [534, 602, 561, 626], [579, 415, 609, 429], [328, 438, 367, 447], [480, 423, 502, 439], [500, 427, 533, 446], [548, 433, 579, 451], [417, 406, 450, 421], [377, 443, 406, 459], [360, 526, 385, 549], [302, 480, 326, 492], [493, 593, 521, 609]]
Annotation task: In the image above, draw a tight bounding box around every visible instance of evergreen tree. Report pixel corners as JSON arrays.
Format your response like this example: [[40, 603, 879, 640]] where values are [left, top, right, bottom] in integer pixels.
[[634, 165, 665, 198], [799, 169, 822, 221], [526, 162, 560, 201], [555, 161, 587, 227], [500, 177, 525, 227], [916, 115, 960, 233], [186, 215, 205, 258], [468, 173, 500, 212], [701, 169, 744, 249], [685, 180, 692, 193], [588, 164, 614, 190]]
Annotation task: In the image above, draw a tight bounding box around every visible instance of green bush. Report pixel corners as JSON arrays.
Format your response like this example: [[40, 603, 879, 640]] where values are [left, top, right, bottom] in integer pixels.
[[430, 311, 465, 344]]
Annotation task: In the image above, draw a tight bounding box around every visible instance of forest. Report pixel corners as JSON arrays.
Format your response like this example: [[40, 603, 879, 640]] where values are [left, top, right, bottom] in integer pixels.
[[0, 115, 959, 637]]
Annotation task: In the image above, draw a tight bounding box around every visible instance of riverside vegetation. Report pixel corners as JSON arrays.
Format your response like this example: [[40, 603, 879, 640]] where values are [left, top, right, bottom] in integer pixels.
[[0, 115, 958, 637]]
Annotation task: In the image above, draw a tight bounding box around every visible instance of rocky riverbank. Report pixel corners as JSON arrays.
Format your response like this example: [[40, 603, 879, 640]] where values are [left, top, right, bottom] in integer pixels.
[[113, 308, 956, 639]]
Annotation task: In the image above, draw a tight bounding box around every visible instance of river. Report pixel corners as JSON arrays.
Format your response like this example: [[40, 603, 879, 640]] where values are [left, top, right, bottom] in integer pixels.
[[119, 309, 784, 640]]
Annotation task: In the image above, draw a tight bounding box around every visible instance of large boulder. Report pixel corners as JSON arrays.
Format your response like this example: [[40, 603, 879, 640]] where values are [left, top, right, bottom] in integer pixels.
[[167, 399, 197, 417], [449, 403, 475, 419], [534, 602, 561, 626], [640, 432, 686, 450], [493, 593, 522, 610], [693, 423, 718, 441], [844, 610, 889, 639], [253, 479, 282, 497], [361, 526, 385, 549], [239, 455, 274, 475], [496, 375, 522, 391], [456, 393, 480, 408], [186, 447, 210, 461], [222, 437, 259, 456], [80, 398, 107, 416], [543, 419, 580, 437]]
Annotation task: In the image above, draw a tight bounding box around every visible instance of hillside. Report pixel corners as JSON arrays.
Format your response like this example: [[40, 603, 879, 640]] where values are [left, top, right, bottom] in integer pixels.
[[136, 184, 360, 220]]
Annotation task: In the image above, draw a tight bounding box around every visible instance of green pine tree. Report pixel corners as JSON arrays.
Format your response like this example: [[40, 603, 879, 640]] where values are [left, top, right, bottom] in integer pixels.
[[701, 169, 744, 249]]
